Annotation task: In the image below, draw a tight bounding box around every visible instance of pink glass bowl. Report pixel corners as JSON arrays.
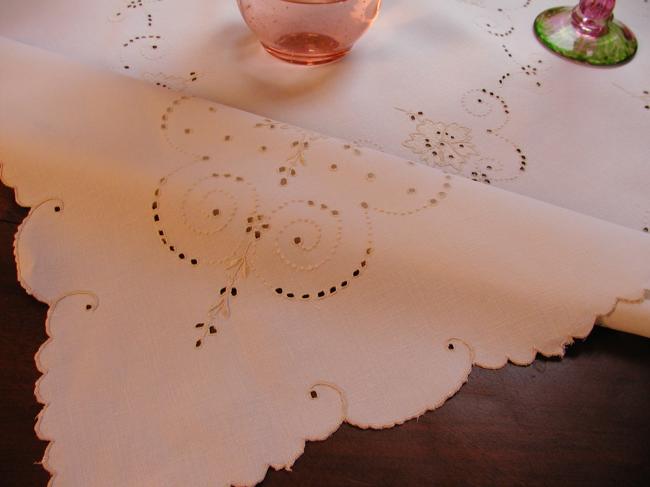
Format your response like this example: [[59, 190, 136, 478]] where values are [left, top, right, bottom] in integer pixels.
[[237, 0, 382, 65]]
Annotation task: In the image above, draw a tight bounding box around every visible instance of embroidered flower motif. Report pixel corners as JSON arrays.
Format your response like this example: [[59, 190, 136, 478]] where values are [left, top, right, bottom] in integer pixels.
[[402, 120, 479, 171]]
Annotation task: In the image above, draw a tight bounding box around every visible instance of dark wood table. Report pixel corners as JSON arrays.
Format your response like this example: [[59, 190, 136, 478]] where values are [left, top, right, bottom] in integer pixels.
[[0, 182, 648, 487]]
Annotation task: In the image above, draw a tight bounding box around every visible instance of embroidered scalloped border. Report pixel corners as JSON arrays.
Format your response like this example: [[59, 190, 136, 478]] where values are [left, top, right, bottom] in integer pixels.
[[1, 159, 648, 487]]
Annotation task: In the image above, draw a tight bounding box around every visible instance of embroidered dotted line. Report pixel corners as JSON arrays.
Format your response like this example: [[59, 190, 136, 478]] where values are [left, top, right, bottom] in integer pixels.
[[160, 97, 228, 159], [111, 0, 159, 23], [254, 119, 290, 130], [461, 89, 529, 180], [502, 45, 543, 77], [497, 72, 512, 86], [365, 174, 453, 216], [180, 184, 237, 236], [249, 202, 374, 302], [121, 41, 200, 87], [152, 179, 198, 265], [485, 132, 528, 180], [486, 4, 532, 13], [461, 90, 495, 119], [281, 219, 323, 252], [343, 138, 385, 155], [462, 89, 509, 130], [152, 173, 261, 266], [271, 200, 342, 271], [120, 34, 161, 70], [481, 13, 515, 38], [152, 71, 199, 90], [272, 256, 370, 301], [486, 25, 514, 37], [470, 159, 498, 184], [466, 135, 528, 184], [127, 0, 146, 9], [499, 46, 544, 88], [272, 225, 373, 303]]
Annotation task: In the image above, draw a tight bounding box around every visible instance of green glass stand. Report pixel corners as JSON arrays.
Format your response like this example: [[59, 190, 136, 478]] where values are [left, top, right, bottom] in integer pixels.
[[534, 5, 637, 66]]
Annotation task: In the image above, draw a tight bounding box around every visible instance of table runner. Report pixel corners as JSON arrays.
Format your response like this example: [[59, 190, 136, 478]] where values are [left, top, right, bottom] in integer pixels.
[[1, 0, 648, 327], [1, 36, 650, 486], [0, 0, 648, 231]]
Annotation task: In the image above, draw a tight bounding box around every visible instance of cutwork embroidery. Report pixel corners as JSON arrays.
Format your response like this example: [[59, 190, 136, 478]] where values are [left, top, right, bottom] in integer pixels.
[[155, 99, 454, 347], [400, 116, 479, 172], [398, 106, 527, 183], [109, 0, 163, 25]]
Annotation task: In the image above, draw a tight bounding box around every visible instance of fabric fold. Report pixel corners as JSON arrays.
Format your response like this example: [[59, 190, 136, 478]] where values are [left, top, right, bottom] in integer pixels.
[[1, 36, 650, 486]]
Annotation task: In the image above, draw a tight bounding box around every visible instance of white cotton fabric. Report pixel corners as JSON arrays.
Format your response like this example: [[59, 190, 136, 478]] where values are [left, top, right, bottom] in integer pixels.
[[1, 36, 649, 486], [0, 0, 648, 331]]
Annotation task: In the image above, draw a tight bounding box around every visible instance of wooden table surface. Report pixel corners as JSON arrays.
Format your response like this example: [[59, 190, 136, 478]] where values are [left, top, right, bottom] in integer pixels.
[[0, 182, 648, 487]]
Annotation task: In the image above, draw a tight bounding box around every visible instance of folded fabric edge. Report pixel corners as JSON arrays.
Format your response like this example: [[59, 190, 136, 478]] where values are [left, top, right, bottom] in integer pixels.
[[601, 296, 650, 338], [13, 172, 644, 486], [1, 35, 649, 486], [2, 174, 646, 486]]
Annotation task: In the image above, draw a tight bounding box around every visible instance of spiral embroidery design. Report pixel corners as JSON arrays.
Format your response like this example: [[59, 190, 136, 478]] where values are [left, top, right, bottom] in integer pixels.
[[154, 96, 453, 348]]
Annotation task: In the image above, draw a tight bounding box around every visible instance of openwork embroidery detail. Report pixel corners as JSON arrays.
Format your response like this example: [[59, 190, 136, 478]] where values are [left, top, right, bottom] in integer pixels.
[[109, 2, 204, 89], [152, 171, 261, 267], [499, 45, 546, 89], [118, 34, 202, 87], [398, 105, 527, 184], [109, 0, 162, 25], [341, 138, 386, 156], [254, 120, 326, 186], [474, 12, 515, 38], [155, 98, 454, 347], [457, 1, 552, 60], [400, 116, 479, 172], [152, 164, 380, 348], [457, 1, 524, 38], [143, 71, 198, 91]]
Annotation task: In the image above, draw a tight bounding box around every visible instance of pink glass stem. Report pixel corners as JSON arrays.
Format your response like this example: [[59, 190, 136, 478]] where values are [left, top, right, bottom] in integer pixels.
[[571, 0, 616, 37]]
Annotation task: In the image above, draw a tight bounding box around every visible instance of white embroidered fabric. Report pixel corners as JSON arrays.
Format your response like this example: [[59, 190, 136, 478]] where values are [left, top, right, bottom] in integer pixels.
[[1, 0, 648, 327], [1, 36, 649, 486]]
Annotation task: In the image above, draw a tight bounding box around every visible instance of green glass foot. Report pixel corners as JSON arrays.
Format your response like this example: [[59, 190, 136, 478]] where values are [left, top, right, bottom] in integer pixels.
[[534, 6, 637, 66]]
